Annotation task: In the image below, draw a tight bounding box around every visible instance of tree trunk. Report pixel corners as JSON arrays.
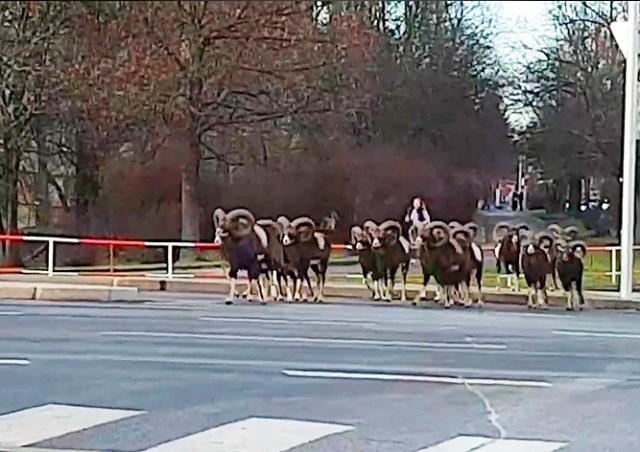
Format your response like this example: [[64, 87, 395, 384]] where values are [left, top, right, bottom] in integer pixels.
[[36, 151, 51, 231], [568, 177, 582, 212], [3, 144, 22, 266], [75, 127, 100, 235], [180, 131, 202, 261]]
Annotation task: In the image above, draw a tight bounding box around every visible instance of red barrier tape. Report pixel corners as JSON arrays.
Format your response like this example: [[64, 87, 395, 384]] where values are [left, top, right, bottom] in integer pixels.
[[0, 233, 615, 253], [79, 238, 146, 247]]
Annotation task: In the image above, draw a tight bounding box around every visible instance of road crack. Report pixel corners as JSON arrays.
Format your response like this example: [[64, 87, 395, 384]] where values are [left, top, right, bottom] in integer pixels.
[[462, 379, 507, 440]]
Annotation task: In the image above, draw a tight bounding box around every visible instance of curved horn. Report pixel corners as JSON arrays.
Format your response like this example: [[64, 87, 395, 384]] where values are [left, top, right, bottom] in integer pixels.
[[424, 220, 450, 247], [213, 208, 226, 229], [449, 221, 463, 229], [350, 225, 364, 245], [291, 216, 316, 230], [464, 222, 480, 240], [492, 221, 512, 243], [564, 226, 579, 240], [546, 224, 563, 235], [515, 223, 530, 232], [257, 219, 284, 237], [226, 208, 256, 237], [363, 220, 378, 233], [554, 238, 568, 252], [570, 240, 587, 256], [276, 215, 290, 229], [451, 226, 471, 246], [379, 220, 403, 233], [535, 231, 554, 250], [291, 216, 315, 242]]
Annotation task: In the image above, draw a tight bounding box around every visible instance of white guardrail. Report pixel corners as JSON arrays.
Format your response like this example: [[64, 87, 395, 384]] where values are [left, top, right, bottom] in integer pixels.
[[0, 233, 634, 285]]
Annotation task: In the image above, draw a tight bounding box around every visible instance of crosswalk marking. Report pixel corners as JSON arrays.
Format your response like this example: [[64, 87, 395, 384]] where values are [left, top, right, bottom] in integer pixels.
[[142, 417, 355, 452], [0, 404, 144, 447], [417, 435, 568, 452]]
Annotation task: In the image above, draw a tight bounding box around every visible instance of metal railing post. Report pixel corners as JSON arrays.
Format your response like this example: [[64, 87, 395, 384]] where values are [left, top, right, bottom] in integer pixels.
[[611, 247, 618, 285], [47, 239, 55, 277], [167, 244, 174, 279]]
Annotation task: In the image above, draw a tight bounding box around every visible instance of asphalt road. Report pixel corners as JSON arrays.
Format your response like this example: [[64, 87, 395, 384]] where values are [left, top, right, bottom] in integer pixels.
[[1, 296, 639, 452]]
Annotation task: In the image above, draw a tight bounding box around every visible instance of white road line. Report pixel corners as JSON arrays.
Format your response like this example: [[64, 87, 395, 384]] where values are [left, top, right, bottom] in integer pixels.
[[282, 370, 553, 388], [0, 311, 23, 316], [417, 435, 567, 451], [416, 435, 493, 451], [554, 330, 640, 339], [0, 359, 29, 366], [0, 404, 144, 447], [199, 316, 377, 327], [100, 331, 506, 350], [142, 417, 354, 452]]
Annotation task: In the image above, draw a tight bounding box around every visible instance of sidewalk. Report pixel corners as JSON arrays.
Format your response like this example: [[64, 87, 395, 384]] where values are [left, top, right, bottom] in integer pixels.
[[0, 273, 637, 310]]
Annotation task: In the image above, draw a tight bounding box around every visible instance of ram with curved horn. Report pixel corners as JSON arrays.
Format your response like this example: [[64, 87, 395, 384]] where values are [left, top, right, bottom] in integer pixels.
[[212, 207, 268, 304], [350, 225, 384, 300], [412, 221, 462, 308], [366, 219, 410, 302], [255, 218, 287, 301], [411, 221, 450, 303], [281, 216, 332, 302], [493, 221, 527, 292], [535, 230, 561, 291], [520, 231, 554, 309], [555, 239, 587, 311], [451, 223, 485, 307]]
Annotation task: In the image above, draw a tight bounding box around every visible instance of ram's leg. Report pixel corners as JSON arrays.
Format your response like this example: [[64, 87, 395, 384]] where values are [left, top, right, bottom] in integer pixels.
[[303, 272, 314, 302], [245, 278, 255, 302], [286, 277, 295, 302], [542, 287, 549, 309], [474, 269, 484, 306], [537, 285, 548, 309], [527, 286, 535, 309], [363, 273, 373, 292], [268, 270, 278, 300], [385, 267, 397, 301], [462, 282, 472, 307], [444, 286, 454, 308], [257, 274, 269, 302], [317, 269, 327, 302], [566, 289, 574, 311], [400, 267, 408, 302], [434, 284, 443, 302], [241, 282, 251, 299], [294, 277, 302, 301], [254, 278, 266, 304], [226, 277, 237, 305], [276, 272, 285, 302]]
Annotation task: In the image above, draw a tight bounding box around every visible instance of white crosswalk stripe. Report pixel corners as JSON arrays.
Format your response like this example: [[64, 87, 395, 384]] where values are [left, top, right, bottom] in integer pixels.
[[0, 404, 354, 452], [0, 405, 571, 452], [0, 404, 144, 447], [416, 435, 569, 452], [142, 417, 354, 452]]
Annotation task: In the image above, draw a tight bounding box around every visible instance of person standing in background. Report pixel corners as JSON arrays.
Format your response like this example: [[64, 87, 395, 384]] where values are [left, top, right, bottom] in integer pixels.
[[405, 197, 431, 228]]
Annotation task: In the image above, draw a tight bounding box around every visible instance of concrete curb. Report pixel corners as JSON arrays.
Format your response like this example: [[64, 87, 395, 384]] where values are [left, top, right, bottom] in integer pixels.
[[0, 282, 138, 302], [127, 278, 640, 311], [0, 275, 638, 310]]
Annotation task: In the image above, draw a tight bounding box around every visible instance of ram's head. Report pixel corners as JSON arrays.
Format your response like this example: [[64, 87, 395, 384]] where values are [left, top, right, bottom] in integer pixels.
[[212, 208, 256, 244], [282, 217, 316, 246]]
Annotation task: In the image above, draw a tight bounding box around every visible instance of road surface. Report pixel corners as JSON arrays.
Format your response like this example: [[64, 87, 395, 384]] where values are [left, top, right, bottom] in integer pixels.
[[0, 296, 638, 451]]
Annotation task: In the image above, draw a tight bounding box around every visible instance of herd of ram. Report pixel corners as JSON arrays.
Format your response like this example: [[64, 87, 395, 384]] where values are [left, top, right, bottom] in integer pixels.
[[212, 208, 587, 311]]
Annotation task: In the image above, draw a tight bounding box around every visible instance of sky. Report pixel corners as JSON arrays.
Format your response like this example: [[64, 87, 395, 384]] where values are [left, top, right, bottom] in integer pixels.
[[491, 1, 555, 127]]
